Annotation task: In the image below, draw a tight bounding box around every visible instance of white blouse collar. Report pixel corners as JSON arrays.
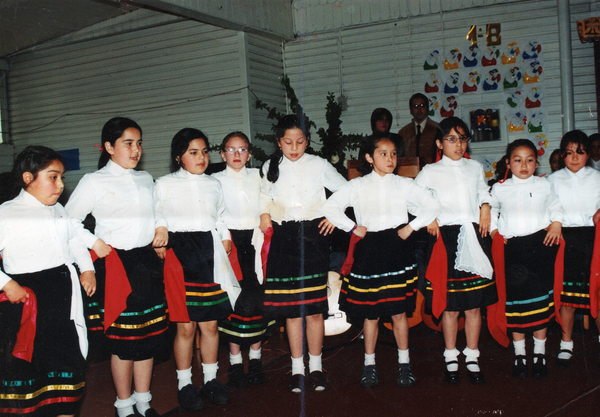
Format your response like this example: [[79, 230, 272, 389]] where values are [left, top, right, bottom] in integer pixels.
[[510, 175, 536, 184], [20, 189, 49, 207], [440, 156, 466, 167], [175, 168, 206, 179], [106, 159, 133, 176], [226, 165, 247, 178]]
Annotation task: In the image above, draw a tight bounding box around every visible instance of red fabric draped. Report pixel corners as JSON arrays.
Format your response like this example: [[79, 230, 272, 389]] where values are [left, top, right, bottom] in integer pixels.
[[553, 239, 565, 329], [487, 232, 509, 347], [0, 287, 37, 362], [163, 248, 190, 322], [261, 227, 273, 279], [339, 233, 363, 276], [228, 240, 244, 282], [425, 234, 448, 319], [90, 248, 131, 332], [589, 225, 600, 318]]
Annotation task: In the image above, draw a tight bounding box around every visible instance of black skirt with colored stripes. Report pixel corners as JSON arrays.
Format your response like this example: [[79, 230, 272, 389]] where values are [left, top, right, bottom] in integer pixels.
[[504, 230, 558, 333], [424, 224, 498, 313], [0, 265, 86, 417], [561, 226, 595, 309], [219, 230, 276, 347], [263, 219, 330, 319], [339, 227, 418, 320], [93, 245, 169, 361], [169, 231, 233, 323]]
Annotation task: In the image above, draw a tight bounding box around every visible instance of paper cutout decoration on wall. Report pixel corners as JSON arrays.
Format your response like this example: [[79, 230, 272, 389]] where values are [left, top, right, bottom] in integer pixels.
[[428, 95, 440, 117], [503, 66, 522, 89], [462, 45, 482, 68], [509, 112, 526, 132], [444, 72, 461, 94], [528, 111, 545, 133], [525, 87, 543, 108], [444, 48, 462, 70], [506, 91, 524, 109], [522, 41, 541, 60], [535, 133, 548, 157], [502, 42, 520, 65], [425, 72, 440, 93], [424, 50, 441, 70], [440, 95, 458, 118], [524, 60, 542, 84], [482, 47, 500, 66], [482, 68, 502, 91], [463, 70, 481, 93]]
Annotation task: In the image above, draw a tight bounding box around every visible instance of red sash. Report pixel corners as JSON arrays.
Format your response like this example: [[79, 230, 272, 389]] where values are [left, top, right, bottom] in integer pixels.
[[339, 234, 363, 276], [163, 248, 190, 322], [487, 232, 509, 347], [425, 234, 448, 319], [0, 287, 38, 362], [228, 240, 244, 282], [261, 227, 273, 279], [90, 248, 131, 332], [589, 225, 600, 318]]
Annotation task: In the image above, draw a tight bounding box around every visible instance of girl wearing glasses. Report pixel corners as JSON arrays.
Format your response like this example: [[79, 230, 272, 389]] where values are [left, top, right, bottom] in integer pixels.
[[154, 128, 240, 411], [415, 117, 497, 385], [213, 132, 275, 388]]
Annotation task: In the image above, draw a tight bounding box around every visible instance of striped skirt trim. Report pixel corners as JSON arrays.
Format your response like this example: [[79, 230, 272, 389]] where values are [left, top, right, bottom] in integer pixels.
[[560, 227, 595, 309]]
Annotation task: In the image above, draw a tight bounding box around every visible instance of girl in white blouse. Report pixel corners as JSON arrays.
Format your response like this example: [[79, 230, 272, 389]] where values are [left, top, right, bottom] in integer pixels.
[[0, 146, 95, 417], [259, 114, 347, 393], [491, 138, 563, 379], [66, 118, 168, 417], [415, 117, 496, 385], [548, 131, 600, 368], [213, 132, 275, 388], [154, 128, 240, 411], [320, 132, 439, 389]]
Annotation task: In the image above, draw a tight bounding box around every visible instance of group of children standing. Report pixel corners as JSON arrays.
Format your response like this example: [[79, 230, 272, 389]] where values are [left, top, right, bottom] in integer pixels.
[[1, 114, 599, 417]]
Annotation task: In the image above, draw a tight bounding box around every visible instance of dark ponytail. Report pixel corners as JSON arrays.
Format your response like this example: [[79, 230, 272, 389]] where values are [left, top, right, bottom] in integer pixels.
[[98, 117, 142, 169], [260, 113, 310, 183]]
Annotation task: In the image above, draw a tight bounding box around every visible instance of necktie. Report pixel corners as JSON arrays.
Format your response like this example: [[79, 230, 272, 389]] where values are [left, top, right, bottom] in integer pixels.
[[416, 124, 422, 158]]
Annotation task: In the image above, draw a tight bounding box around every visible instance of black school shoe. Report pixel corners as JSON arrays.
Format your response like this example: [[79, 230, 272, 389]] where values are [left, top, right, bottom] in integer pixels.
[[227, 363, 249, 388], [177, 384, 205, 411], [531, 354, 548, 379], [512, 355, 528, 378], [309, 370, 327, 391], [443, 360, 460, 384], [288, 374, 305, 393], [555, 349, 573, 368], [133, 405, 160, 417], [465, 362, 485, 384], [200, 379, 231, 405], [397, 363, 417, 388], [360, 365, 379, 388], [247, 359, 266, 385]]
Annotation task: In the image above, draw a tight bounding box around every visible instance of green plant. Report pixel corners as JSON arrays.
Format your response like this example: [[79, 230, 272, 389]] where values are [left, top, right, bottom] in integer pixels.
[[254, 76, 364, 176]]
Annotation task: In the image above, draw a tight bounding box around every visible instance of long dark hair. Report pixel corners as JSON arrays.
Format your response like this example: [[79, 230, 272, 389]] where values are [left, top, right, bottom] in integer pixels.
[[98, 117, 142, 169], [560, 129, 590, 156], [260, 113, 311, 183], [12, 146, 65, 197], [170, 128, 209, 173], [358, 132, 392, 175]]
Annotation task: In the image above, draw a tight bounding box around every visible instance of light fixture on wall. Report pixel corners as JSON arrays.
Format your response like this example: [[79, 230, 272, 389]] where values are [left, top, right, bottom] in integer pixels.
[[337, 94, 348, 111]]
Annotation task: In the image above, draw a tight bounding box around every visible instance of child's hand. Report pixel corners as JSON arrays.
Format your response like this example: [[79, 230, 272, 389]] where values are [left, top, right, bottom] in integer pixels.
[[154, 247, 167, 260], [223, 240, 232, 256], [479, 204, 491, 237], [593, 209, 600, 225], [259, 214, 272, 234], [543, 221, 562, 246], [153, 226, 169, 248], [353, 225, 367, 238], [319, 218, 336, 235], [427, 220, 440, 237], [92, 238, 111, 258], [398, 224, 414, 240], [79, 270, 96, 297], [1, 280, 29, 304]]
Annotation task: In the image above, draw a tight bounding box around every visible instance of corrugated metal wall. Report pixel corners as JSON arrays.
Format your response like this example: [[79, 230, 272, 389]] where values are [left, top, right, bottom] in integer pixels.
[[7, 9, 285, 195], [285, 0, 598, 171]]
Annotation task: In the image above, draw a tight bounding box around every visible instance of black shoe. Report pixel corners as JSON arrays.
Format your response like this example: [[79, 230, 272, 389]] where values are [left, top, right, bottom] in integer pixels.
[[247, 359, 266, 385], [443, 360, 460, 384], [309, 370, 327, 391], [288, 373, 305, 393], [531, 354, 548, 379], [556, 349, 573, 369], [200, 379, 230, 405], [228, 363, 249, 388], [114, 411, 135, 417], [177, 384, 205, 412], [133, 405, 160, 417], [359, 365, 379, 388], [512, 355, 528, 378], [397, 363, 416, 388], [465, 362, 485, 384]]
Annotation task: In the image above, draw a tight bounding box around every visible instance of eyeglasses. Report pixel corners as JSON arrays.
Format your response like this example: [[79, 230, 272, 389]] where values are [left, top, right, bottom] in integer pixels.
[[443, 135, 470, 144], [411, 103, 427, 109], [224, 148, 249, 154]]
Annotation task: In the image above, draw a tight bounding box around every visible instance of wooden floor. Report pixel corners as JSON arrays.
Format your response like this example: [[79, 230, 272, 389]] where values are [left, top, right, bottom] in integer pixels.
[[80, 316, 600, 417]]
